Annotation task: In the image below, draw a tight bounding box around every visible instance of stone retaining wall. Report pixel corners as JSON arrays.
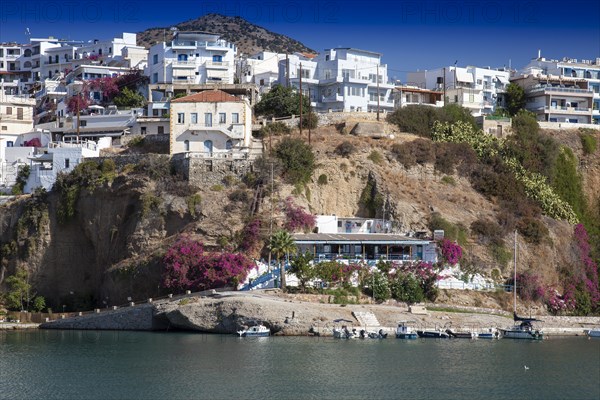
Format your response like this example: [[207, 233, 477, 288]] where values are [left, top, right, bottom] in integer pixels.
[[171, 156, 254, 187], [39, 303, 159, 331], [264, 111, 389, 129]]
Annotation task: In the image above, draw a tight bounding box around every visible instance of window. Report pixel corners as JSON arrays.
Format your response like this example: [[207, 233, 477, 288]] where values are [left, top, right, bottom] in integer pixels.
[[204, 113, 212, 127], [178, 54, 188, 62], [153, 54, 158, 64], [65, 159, 70, 168], [152, 73, 158, 83], [6, 107, 12, 115], [7, 140, 13, 146], [203, 140, 213, 154], [190, 113, 198, 124], [158, 126, 164, 134], [141, 127, 147, 135], [79, 120, 87, 127], [1, 126, 6, 131], [231, 113, 239, 124], [342, 69, 354, 79], [184, 140, 190, 152], [212, 55, 222, 63], [219, 113, 226, 124], [297, 68, 310, 78], [226, 139, 233, 150], [177, 113, 185, 124]]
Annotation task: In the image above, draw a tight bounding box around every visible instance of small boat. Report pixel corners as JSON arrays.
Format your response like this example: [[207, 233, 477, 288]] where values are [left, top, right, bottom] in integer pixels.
[[446, 328, 477, 339], [587, 328, 600, 338], [478, 328, 500, 339], [500, 231, 544, 340], [333, 325, 358, 339], [416, 329, 450, 339], [237, 325, 270, 337], [364, 329, 388, 339], [396, 321, 418, 339], [500, 319, 543, 340]]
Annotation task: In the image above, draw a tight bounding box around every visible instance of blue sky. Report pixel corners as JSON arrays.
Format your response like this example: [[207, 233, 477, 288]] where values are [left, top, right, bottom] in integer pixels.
[[1, 0, 599, 81]]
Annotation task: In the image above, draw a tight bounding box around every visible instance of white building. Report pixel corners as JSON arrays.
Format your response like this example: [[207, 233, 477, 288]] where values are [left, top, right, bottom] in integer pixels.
[[239, 51, 287, 93], [517, 55, 600, 124], [0, 43, 29, 95], [407, 65, 511, 116], [169, 89, 252, 156], [24, 140, 107, 193], [0, 94, 36, 138], [146, 31, 236, 86], [278, 48, 395, 113], [393, 86, 444, 108]]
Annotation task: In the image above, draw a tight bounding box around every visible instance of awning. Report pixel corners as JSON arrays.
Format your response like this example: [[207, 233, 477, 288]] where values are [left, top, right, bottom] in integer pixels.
[[455, 68, 474, 83], [496, 75, 509, 85]]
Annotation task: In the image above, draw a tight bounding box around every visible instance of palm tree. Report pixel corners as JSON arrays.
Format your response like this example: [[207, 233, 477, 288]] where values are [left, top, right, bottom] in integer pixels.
[[268, 230, 297, 291]]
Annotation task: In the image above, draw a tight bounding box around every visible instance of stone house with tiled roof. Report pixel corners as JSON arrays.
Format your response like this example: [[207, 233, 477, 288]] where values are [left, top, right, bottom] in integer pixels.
[[169, 89, 252, 155]]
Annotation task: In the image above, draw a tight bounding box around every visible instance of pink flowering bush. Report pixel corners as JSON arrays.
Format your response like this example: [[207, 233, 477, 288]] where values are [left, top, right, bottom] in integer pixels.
[[239, 218, 262, 252], [282, 197, 316, 233], [394, 261, 440, 301], [66, 92, 91, 114], [438, 239, 463, 265], [89, 77, 119, 103], [573, 224, 600, 312], [316, 261, 361, 287], [162, 236, 255, 292]]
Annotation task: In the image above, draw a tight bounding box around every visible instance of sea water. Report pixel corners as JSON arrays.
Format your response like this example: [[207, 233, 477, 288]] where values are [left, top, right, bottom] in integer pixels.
[[1, 330, 598, 400]]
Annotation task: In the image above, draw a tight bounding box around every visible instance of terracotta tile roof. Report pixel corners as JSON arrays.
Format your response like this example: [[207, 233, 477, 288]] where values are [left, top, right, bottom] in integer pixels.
[[171, 89, 242, 103]]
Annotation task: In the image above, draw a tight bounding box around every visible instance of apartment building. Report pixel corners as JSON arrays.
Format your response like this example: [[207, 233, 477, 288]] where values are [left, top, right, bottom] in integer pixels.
[[407, 65, 510, 116], [517, 56, 600, 124], [239, 51, 287, 93], [0, 43, 30, 95], [278, 48, 395, 113], [169, 89, 251, 156]]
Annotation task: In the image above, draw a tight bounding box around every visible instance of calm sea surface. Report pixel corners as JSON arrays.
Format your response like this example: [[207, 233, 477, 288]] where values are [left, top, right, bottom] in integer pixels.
[[1, 330, 598, 400]]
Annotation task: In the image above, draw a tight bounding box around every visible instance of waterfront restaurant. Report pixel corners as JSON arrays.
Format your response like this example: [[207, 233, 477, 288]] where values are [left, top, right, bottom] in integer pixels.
[[292, 215, 438, 263]]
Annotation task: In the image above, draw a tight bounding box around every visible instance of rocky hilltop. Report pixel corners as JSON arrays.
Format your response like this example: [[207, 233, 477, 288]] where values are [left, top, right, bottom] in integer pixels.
[[137, 13, 315, 55]]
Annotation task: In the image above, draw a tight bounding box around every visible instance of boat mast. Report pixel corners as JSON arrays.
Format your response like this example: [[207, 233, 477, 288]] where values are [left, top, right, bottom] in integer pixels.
[[513, 229, 517, 314]]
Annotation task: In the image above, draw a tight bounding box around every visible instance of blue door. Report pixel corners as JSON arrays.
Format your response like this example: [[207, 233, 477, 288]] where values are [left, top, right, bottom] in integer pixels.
[[204, 140, 213, 155]]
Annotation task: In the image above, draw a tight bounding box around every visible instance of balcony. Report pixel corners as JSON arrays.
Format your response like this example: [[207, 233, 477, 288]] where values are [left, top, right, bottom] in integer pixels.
[[544, 106, 592, 114], [528, 86, 593, 95], [172, 60, 197, 68], [172, 41, 197, 50], [205, 61, 230, 69], [187, 123, 245, 139], [322, 94, 343, 102]]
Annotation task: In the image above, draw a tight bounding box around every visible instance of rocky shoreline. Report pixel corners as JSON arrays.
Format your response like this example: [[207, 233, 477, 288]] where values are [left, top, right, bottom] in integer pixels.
[[38, 290, 600, 336]]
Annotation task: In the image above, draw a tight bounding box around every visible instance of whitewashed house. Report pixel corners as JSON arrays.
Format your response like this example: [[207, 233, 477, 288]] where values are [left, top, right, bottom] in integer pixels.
[[278, 48, 395, 113], [239, 51, 287, 93], [146, 31, 236, 86], [169, 89, 252, 155], [407, 65, 510, 116]]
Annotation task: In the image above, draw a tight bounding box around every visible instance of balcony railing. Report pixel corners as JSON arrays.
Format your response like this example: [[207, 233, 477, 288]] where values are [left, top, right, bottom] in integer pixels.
[[205, 61, 230, 68], [528, 86, 592, 95], [543, 106, 592, 114]]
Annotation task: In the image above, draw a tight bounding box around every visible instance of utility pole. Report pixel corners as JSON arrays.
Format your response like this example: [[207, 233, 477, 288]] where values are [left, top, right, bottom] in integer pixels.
[[267, 162, 274, 272], [299, 62, 303, 135], [308, 87, 312, 144], [376, 64, 380, 121], [76, 93, 81, 143]]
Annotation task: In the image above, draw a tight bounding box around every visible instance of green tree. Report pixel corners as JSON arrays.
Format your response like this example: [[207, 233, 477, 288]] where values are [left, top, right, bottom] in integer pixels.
[[552, 147, 586, 219], [274, 137, 315, 185], [11, 164, 30, 195], [113, 87, 146, 108], [254, 85, 310, 118], [390, 272, 425, 304], [4, 268, 31, 311], [269, 230, 297, 291], [505, 83, 526, 116], [32, 296, 46, 312], [289, 251, 316, 291], [371, 271, 391, 302]]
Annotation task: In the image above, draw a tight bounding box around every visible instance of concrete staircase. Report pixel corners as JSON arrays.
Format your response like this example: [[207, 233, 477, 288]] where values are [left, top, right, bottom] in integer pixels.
[[352, 311, 380, 327], [248, 138, 264, 160]]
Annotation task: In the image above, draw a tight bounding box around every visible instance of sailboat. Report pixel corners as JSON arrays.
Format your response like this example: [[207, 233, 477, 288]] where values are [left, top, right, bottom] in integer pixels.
[[498, 231, 544, 340]]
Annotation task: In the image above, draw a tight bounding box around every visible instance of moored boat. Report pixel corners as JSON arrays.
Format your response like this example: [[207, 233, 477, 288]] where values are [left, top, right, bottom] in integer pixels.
[[237, 325, 270, 337], [333, 325, 358, 339], [478, 328, 500, 339], [446, 328, 477, 339], [395, 321, 418, 339], [416, 329, 450, 339], [586, 328, 600, 338]]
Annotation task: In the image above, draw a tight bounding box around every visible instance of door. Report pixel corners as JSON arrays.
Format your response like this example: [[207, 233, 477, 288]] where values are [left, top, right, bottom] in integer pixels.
[[203, 140, 213, 155]]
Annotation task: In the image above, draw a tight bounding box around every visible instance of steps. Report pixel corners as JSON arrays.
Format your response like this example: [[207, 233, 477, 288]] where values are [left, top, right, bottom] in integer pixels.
[[352, 311, 380, 327]]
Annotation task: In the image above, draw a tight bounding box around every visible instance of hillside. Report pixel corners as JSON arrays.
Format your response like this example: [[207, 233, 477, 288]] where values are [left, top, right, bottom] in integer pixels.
[[137, 13, 315, 55], [0, 120, 598, 315]]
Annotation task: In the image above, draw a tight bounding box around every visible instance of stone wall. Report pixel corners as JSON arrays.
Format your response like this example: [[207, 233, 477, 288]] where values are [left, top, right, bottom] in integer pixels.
[[88, 154, 170, 170], [171, 155, 254, 187], [262, 110, 389, 129], [39, 303, 160, 330]]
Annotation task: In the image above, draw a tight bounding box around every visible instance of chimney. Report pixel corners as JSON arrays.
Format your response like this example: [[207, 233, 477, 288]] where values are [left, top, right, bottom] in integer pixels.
[[537, 49, 541, 59]]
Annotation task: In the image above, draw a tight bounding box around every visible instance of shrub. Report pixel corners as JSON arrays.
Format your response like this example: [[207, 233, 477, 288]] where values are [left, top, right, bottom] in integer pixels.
[[489, 244, 512, 268], [470, 218, 503, 245], [133, 155, 172, 181], [580, 131, 597, 155], [228, 189, 249, 203], [140, 192, 161, 217], [367, 150, 384, 165], [335, 141, 356, 157], [317, 174, 328, 185], [438, 239, 463, 265], [11, 165, 30, 195], [162, 236, 255, 291], [210, 184, 224, 191], [428, 213, 468, 245], [239, 218, 262, 252], [282, 197, 316, 232], [359, 174, 384, 218], [440, 176, 456, 185], [372, 271, 391, 302], [186, 194, 202, 218], [274, 137, 315, 185], [386, 105, 439, 138], [258, 121, 291, 138], [299, 112, 318, 129], [552, 147, 586, 219], [517, 217, 548, 244], [507, 271, 545, 302], [390, 272, 424, 304]]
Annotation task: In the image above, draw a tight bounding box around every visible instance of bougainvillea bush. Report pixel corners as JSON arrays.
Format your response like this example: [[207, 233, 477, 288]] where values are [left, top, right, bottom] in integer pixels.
[[162, 236, 255, 292], [438, 239, 463, 265], [392, 261, 440, 302], [282, 197, 316, 233]]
